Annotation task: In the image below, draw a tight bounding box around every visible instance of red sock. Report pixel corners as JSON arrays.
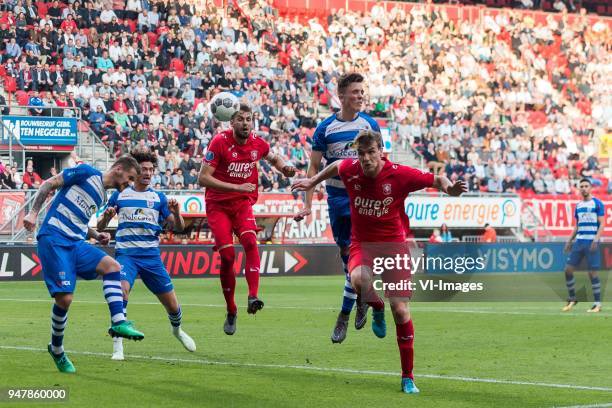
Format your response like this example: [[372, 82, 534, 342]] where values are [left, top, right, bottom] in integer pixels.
[[240, 233, 260, 298], [364, 285, 385, 311], [219, 246, 237, 314], [396, 320, 415, 379]]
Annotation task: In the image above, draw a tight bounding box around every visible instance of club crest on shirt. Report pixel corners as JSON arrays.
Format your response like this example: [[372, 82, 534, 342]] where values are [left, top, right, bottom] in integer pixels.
[[382, 183, 392, 195], [232, 152, 238, 158], [354, 184, 361, 191], [147, 200, 154, 209], [251, 150, 258, 161]]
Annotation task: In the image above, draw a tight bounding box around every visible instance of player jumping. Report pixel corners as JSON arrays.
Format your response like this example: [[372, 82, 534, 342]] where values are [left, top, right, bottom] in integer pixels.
[[23, 157, 145, 373], [198, 103, 296, 335], [292, 130, 466, 393], [97, 149, 196, 360], [562, 178, 605, 313], [294, 72, 380, 344]]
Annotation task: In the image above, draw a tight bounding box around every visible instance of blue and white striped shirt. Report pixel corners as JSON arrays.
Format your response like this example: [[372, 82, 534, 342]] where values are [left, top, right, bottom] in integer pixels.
[[574, 197, 604, 242], [39, 164, 106, 242], [107, 187, 170, 256], [312, 112, 380, 201]]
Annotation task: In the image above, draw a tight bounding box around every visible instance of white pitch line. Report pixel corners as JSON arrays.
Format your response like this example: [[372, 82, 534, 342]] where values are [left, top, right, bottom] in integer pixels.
[[1, 345, 611, 393], [0, 298, 605, 317], [553, 404, 612, 408]]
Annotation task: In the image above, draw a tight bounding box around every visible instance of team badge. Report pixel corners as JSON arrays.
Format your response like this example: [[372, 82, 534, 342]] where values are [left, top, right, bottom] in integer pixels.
[[354, 184, 361, 191], [382, 183, 392, 195], [251, 150, 258, 161], [232, 152, 238, 158], [147, 200, 154, 208]]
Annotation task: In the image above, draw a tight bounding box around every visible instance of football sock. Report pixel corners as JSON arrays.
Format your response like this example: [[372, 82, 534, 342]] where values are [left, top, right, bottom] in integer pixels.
[[591, 276, 601, 304], [219, 246, 237, 314], [240, 233, 260, 298], [565, 275, 576, 300], [50, 304, 68, 356], [168, 306, 182, 328], [396, 320, 415, 379], [123, 299, 128, 318], [103, 272, 125, 324], [340, 254, 356, 315]]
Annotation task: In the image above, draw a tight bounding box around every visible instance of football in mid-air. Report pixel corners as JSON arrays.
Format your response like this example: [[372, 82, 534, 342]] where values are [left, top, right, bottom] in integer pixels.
[[210, 92, 240, 122]]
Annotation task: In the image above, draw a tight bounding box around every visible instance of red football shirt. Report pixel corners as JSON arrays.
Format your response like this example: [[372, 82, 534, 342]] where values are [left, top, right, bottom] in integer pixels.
[[203, 129, 270, 205], [338, 158, 434, 243]]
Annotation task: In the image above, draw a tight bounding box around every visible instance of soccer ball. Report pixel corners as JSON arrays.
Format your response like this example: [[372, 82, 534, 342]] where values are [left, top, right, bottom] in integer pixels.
[[210, 92, 240, 122]]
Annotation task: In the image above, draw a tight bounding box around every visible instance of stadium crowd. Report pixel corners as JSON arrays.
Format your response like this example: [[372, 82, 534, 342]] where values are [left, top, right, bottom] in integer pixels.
[[0, 0, 609, 195]]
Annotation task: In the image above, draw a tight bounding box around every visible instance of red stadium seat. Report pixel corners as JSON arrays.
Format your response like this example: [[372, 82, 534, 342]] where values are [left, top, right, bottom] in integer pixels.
[[16, 91, 29, 106]]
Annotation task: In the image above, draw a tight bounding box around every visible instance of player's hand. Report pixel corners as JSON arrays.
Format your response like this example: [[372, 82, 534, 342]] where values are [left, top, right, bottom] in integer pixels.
[[291, 178, 314, 192], [97, 232, 111, 246], [564, 242, 572, 253], [294, 207, 311, 222], [235, 183, 256, 193], [281, 165, 297, 178], [23, 212, 37, 232], [168, 198, 180, 214], [590, 241, 599, 252], [447, 180, 467, 196], [103, 206, 117, 219]]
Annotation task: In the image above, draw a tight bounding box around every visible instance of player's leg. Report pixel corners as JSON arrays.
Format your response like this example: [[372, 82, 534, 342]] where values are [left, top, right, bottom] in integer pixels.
[[562, 241, 584, 311], [350, 264, 386, 339], [208, 204, 239, 334], [38, 236, 77, 373], [110, 256, 137, 361], [233, 201, 264, 315], [587, 243, 602, 312], [81, 246, 144, 340], [139, 257, 196, 351], [390, 298, 419, 394]]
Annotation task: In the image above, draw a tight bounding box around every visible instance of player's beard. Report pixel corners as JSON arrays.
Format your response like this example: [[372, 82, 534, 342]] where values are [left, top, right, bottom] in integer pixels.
[[234, 126, 251, 141]]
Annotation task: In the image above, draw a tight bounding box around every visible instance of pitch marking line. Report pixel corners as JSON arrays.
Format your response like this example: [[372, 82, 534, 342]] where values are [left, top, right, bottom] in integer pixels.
[[1, 345, 611, 393], [0, 298, 606, 317], [553, 404, 612, 408]]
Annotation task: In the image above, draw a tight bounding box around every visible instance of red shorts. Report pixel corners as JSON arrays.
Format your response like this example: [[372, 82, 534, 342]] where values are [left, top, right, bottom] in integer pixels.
[[348, 241, 413, 298], [206, 199, 258, 249]]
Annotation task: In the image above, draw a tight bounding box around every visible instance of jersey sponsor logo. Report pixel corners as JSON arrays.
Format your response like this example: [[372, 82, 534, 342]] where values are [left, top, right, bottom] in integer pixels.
[[205, 151, 214, 162], [354, 196, 394, 217], [382, 183, 392, 195], [120, 208, 157, 223], [227, 161, 256, 179], [74, 193, 95, 216]]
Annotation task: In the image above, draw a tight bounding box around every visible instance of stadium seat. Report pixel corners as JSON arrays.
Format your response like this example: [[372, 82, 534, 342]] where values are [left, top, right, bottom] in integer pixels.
[[15, 91, 29, 106]]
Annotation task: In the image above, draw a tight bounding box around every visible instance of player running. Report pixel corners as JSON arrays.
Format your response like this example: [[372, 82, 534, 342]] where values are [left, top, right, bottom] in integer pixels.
[[97, 149, 196, 360], [294, 72, 380, 344], [23, 157, 145, 373], [292, 130, 466, 393], [562, 178, 605, 313], [198, 103, 296, 335]]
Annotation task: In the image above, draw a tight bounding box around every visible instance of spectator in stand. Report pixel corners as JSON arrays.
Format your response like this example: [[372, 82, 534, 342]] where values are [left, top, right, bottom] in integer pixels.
[[22, 164, 42, 188], [481, 224, 498, 243], [429, 229, 443, 243], [27, 90, 44, 115], [440, 223, 453, 242]]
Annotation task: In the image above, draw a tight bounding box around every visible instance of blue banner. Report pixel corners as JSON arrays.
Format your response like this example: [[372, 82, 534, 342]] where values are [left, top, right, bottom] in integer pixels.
[[424, 243, 603, 273], [1, 116, 78, 146]]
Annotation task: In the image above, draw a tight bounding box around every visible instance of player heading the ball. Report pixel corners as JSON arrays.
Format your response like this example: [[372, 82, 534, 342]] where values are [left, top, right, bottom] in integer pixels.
[[198, 103, 297, 335], [292, 130, 466, 394]]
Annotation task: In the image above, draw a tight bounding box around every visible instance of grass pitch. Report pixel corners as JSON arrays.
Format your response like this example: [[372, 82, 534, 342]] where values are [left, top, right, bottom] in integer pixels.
[[1, 276, 611, 407]]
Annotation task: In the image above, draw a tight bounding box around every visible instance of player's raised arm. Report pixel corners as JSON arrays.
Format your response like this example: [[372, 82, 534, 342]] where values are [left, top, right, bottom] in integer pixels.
[[164, 198, 185, 233], [432, 175, 467, 197], [198, 162, 255, 193], [294, 150, 323, 222], [23, 173, 64, 231], [292, 160, 340, 193], [265, 151, 297, 178]]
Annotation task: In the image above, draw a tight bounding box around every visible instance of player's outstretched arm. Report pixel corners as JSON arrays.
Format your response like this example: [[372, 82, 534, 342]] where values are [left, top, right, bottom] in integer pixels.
[[96, 206, 116, 231], [432, 175, 467, 197], [265, 152, 297, 178], [294, 150, 322, 222], [292, 161, 339, 194], [165, 198, 185, 233], [23, 174, 64, 232], [198, 162, 255, 193]]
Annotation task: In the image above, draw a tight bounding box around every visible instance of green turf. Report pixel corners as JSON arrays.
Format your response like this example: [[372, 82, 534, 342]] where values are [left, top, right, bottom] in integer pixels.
[[1, 276, 611, 407]]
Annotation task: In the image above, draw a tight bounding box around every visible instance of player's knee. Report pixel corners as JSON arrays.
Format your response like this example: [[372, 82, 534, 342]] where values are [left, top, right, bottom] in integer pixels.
[[55, 293, 73, 310], [98, 256, 121, 275], [239, 231, 258, 252], [219, 246, 235, 267], [390, 301, 410, 323]]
